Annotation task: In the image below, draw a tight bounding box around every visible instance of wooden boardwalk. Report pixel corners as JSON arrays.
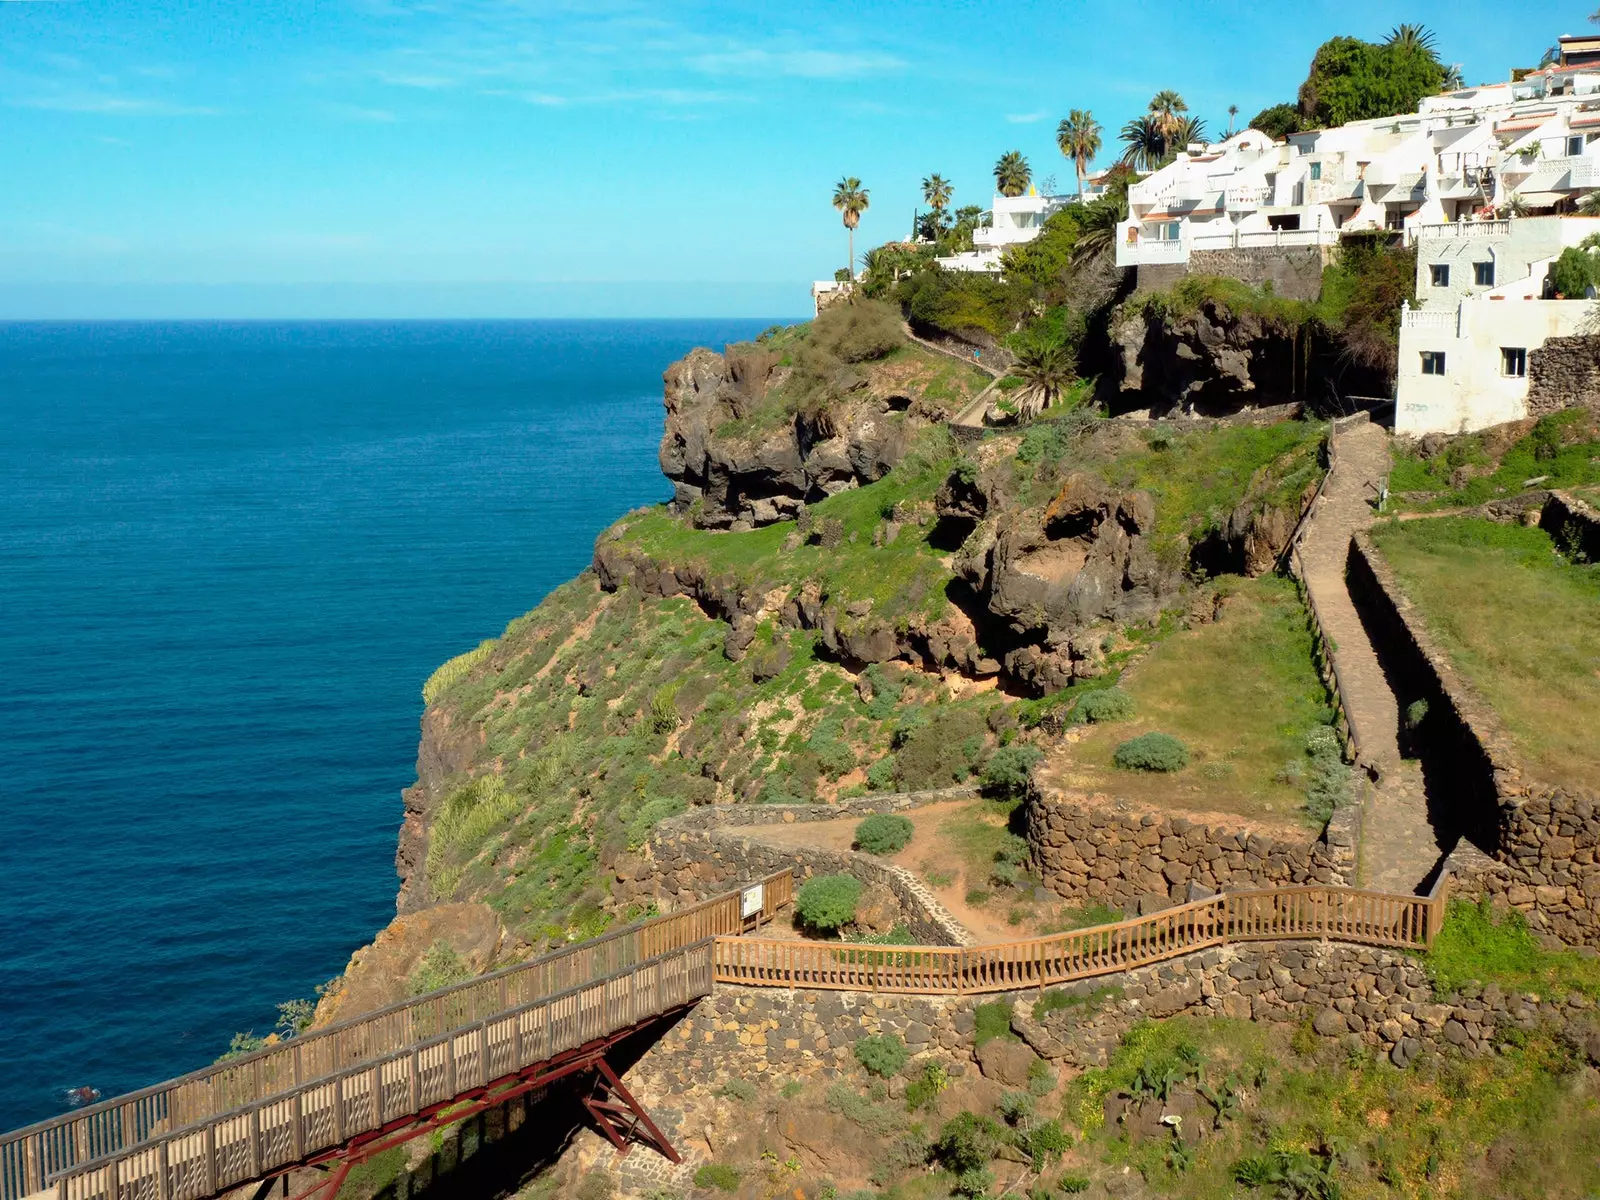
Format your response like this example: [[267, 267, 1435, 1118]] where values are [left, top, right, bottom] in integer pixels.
[[4, 867, 1452, 1200]]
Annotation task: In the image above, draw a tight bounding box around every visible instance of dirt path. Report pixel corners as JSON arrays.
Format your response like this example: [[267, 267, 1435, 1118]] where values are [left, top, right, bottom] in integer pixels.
[[901, 323, 1001, 434], [741, 799, 1029, 942], [1298, 419, 1448, 894]]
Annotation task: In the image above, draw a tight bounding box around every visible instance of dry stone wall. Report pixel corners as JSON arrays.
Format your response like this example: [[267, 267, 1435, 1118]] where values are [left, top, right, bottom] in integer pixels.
[[1024, 785, 1341, 913], [1526, 336, 1600, 415], [1541, 488, 1600, 564], [1350, 530, 1600, 944], [618, 791, 976, 945]]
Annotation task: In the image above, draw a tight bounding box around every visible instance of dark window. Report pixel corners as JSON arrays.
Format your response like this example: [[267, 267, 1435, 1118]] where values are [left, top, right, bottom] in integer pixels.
[[1430, 263, 1451, 287], [1421, 351, 1447, 376], [1569, 135, 1585, 156], [1502, 347, 1527, 377], [1474, 261, 1494, 286]]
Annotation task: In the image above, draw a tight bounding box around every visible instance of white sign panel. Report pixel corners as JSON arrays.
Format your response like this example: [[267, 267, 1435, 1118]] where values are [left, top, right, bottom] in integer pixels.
[[741, 884, 765, 919]]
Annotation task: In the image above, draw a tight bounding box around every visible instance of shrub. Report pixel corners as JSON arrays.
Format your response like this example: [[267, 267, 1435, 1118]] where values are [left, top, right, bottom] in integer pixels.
[[932, 1111, 1004, 1175], [808, 724, 857, 779], [575, 1173, 615, 1200], [649, 685, 680, 733], [1112, 732, 1190, 773], [865, 756, 898, 791], [407, 941, 471, 996], [692, 1164, 740, 1192], [980, 744, 1042, 798], [862, 663, 903, 719], [422, 639, 493, 705], [1078, 687, 1134, 723], [1026, 1057, 1056, 1097], [1024, 1118, 1071, 1170], [905, 1060, 949, 1111], [854, 1033, 910, 1077], [1058, 1174, 1091, 1194], [810, 297, 906, 363], [796, 874, 863, 933], [973, 1001, 1016, 1046], [716, 1078, 758, 1101], [855, 814, 914, 855], [896, 707, 989, 789]]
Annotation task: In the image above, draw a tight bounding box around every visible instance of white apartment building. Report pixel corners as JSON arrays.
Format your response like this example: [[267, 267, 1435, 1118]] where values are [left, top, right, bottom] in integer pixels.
[[935, 190, 1075, 273], [1395, 216, 1600, 434], [1116, 60, 1600, 270]]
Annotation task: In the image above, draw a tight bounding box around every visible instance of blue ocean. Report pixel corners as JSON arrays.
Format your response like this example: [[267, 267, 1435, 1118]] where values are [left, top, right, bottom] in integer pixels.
[[0, 318, 777, 1132]]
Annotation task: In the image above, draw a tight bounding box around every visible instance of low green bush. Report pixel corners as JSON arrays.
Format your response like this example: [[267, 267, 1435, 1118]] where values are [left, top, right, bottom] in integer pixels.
[[796, 874, 863, 933], [973, 1000, 1016, 1046], [1058, 1174, 1091, 1194], [716, 1078, 758, 1101], [1112, 732, 1190, 772], [854, 813, 914, 855], [1024, 1118, 1071, 1170], [905, 1060, 949, 1111], [407, 940, 471, 996], [980, 744, 1042, 797], [853, 1033, 910, 1077], [692, 1163, 740, 1192], [575, 1172, 615, 1200], [865, 756, 898, 791], [1078, 687, 1134, 723]]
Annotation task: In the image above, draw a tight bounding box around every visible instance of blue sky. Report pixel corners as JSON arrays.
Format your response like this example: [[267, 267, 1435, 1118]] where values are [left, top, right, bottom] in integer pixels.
[[0, 0, 1583, 317]]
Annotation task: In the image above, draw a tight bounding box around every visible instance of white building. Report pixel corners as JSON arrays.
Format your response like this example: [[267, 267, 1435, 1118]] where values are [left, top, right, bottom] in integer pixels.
[[1395, 217, 1600, 434], [1116, 60, 1600, 270], [935, 189, 1075, 273]]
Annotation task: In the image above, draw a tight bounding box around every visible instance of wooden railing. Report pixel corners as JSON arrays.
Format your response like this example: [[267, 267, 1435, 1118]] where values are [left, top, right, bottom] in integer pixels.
[[1, 872, 792, 1200], [49, 943, 715, 1200], [713, 880, 1447, 995]]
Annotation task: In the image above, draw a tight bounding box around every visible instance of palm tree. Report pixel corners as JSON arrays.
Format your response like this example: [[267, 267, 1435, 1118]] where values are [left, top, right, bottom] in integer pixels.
[[1118, 115, 1167, 171], [1171, 115, 1208, 151], [993, 151, 1032, 197], [1226, 104, 1239, 136], [921, 174, 953, 233], [1441, 64, 1464, 91], [1011, 338, 1076, 418], [1387, 24, 1439, 56], [831, 177, 869, 280], [1148, 89, 1189, 149], [1072, 165, 1133, 265], [1056, 109, 1103, 199]]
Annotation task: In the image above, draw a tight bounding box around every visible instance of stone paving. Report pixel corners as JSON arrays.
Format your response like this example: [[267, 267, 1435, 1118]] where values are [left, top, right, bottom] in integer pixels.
[[1297, 418, 1447, 894]]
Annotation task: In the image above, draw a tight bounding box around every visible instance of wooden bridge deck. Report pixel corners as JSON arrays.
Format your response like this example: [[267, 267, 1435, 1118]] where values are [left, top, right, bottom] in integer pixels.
[[3, 869, 1450, 1200]]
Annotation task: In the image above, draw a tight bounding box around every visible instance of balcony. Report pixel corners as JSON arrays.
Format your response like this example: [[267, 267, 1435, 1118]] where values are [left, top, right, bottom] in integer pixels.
[[1225, 185, 1265, 211], [1411, 219, 1511, 243], [1115, 235, 1189, 268], [1400, 302, 1458, 333], [1234, 228, 1329, 249], [1308, 178, 1364, 204]]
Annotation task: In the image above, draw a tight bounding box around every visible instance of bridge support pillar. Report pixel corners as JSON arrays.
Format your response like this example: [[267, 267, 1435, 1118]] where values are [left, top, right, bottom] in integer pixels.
[[577, 1060, 682, 1164]]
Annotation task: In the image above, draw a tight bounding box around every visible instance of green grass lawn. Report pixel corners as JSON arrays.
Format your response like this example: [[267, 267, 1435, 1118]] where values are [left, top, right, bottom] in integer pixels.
[[1055, 575, 1336, 827], [1370, 517, 1600, 792]]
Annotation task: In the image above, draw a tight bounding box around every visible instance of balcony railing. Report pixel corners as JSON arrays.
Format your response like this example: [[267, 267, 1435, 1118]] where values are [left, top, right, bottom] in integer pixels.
[[1412, 219, 1511, 242], [1235, 228, 1328, 249], [1116, 237, 1189, 267], [1400, 302, 1458, 333]]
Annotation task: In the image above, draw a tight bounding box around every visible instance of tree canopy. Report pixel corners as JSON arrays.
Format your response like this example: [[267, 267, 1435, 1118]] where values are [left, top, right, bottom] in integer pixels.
[[1296, 31, 1448, 127], [994, 150, 1032, 197]]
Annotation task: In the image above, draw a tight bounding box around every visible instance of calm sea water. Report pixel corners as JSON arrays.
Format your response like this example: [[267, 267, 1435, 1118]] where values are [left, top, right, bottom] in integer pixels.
[[0, 318, 776, 1131]]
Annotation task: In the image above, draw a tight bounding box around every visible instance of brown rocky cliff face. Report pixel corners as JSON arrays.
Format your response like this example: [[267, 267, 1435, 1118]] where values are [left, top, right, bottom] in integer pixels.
[[660, 346, 917, 529], [1110, 300, 1300, 417], [395, 706, 480, 916]]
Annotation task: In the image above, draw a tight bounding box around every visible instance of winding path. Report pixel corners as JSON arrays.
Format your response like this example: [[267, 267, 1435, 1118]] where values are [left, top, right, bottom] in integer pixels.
[[1297, 419, 1446, 894], [901, 323, 1000, 434]]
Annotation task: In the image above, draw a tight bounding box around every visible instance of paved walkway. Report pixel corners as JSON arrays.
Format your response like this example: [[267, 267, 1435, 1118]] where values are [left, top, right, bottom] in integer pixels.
[[902, 324, 1000, 433], [1297, 419, 1446, 894]]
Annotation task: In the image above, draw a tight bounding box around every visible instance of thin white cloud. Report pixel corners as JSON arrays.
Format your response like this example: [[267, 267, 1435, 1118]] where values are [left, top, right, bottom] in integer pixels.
[[687, 47, 903, 79], [15, 94, 220, 115], [322, 102, 398, 122], [1006, 111, 1048, 124]]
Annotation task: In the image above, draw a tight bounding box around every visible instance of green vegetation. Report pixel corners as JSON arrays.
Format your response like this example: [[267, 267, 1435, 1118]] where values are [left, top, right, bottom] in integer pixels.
[[853, 1032, 911, 1077], [1428, 898, 1600, 999], [1249, 26, 1450, 137], [715, 1078, 758, 1102], [1390, 408, 1600, 507], [407, 940, 472, 996], [422, 640, 493, 705], [1064, 575, 1340, 825], [1371, 517, 1600, 790], [1113, 732, 1191, 772], [795, 874, 864, 934], [979, 743, 1042, 798], [1548, 235, 1600, 298], [1077, 688, 1133, 724], [973, 1000, 1017, 1047], [692, 1163, 741, 1192], [854, 813, 914, 856]]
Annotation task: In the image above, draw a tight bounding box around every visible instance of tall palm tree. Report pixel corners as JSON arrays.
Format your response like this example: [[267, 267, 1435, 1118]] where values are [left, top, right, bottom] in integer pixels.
[[1148, 89, 1189, 149], [831, 177, 869, 280], [921, 174, 953, 232], [993, 151, 1032, 197], [1387, 23, 1439, 56], [1072, 165, 1133, 265], [1171, 115, 1208, 151], [1441, 64, 1464, 91], [1055, 109, 1103, 198], [1226, 104, 1239, 136], [1118, 115, 1167, 171]]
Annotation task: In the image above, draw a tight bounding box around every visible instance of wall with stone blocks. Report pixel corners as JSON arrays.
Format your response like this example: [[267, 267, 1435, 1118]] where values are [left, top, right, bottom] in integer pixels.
[[1023, 786, 1340, 913], [1188, 247, 1331, 302], [619, 792, 975, 945], [1540, 488, 1600, 564], [1350, 530, 1600, 944], [1526, 336, 1600, 415]]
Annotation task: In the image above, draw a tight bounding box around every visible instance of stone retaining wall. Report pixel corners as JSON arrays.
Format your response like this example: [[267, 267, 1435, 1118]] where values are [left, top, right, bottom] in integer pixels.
[[1541, 488, 1600, 564], [1526, 336, 1600, 415], [1024, 785, 1341, 913], [1188, 246, 1331, 302], [1349, 530, 1600, 944], [621, 793, 975, 945]]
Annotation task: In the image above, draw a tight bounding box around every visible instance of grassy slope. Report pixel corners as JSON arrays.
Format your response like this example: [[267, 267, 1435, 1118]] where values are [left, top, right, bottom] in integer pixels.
[[1053, 575, 1334, 827], [1389, 408, 1600, 510], [1370, 517, 1600, 791]]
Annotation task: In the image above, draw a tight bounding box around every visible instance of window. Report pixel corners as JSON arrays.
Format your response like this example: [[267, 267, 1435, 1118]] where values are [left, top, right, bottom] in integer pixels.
[[1502, 347, 1527, 377], [1421, 351, 1447, 376], [1569, 135, 1585, 156], [1474, 261, 1495, 286], [1430, 263, 1451, 287], [1310, 161, 1323, 181]]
